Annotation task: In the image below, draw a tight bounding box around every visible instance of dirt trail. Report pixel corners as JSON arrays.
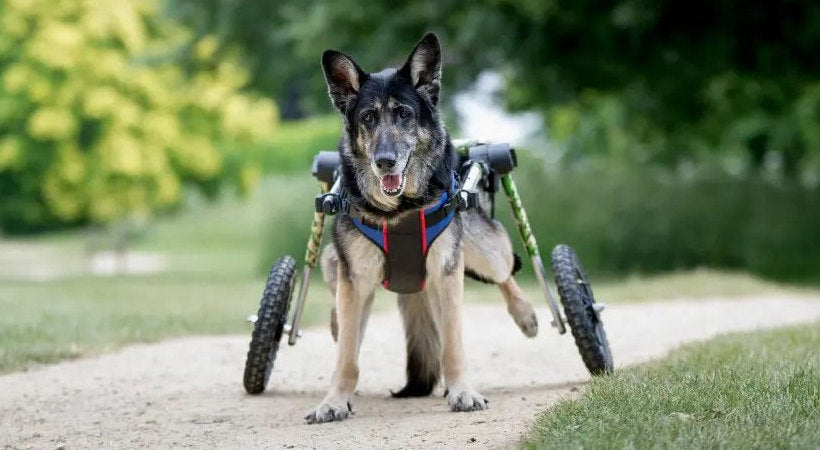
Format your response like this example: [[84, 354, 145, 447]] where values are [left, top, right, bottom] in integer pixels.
[[2, 296, 820, 449]]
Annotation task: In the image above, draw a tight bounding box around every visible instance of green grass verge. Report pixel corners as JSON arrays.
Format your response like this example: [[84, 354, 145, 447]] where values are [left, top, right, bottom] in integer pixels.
[[0, 273, 348, 374], [0, 276, 263, 371], [523, 322, 820, 449], [0, 175, 325, 374]]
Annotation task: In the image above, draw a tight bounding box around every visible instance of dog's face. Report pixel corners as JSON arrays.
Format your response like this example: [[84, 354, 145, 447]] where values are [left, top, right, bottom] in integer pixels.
[[322, 34, 444, 208]]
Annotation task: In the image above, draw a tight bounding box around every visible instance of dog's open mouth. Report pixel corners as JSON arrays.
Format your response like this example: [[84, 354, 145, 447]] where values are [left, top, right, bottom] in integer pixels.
[[380, 173, 404, 196]]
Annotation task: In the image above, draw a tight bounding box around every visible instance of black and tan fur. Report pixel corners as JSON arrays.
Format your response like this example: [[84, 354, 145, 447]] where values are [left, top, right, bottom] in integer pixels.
[[305, 33, 537, 424]]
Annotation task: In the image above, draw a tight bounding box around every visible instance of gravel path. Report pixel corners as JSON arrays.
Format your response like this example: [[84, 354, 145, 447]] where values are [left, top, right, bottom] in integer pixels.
[[2, 296, 820, 449]]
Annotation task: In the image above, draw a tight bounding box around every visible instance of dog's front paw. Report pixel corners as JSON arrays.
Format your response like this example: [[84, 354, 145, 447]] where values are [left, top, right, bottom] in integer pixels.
[[446, 386, 489, 412], [304, 398, 353, 424]]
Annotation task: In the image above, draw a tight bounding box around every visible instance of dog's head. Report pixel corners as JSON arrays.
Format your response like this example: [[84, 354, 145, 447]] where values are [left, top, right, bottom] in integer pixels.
[[322, 34, 445, 209]]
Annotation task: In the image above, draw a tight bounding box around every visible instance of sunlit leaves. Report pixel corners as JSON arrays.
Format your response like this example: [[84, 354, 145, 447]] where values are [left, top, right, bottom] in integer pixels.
[[0, 0, 278, 232]]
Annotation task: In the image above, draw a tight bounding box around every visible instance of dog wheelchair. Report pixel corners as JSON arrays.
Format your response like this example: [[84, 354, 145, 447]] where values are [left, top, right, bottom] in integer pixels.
[[243, 140, 614, 395]]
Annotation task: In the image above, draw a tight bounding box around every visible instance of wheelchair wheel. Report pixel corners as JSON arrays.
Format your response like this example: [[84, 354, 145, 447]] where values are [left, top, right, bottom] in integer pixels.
[[243, 256, 297, 394], [550, 245, 614, 375]]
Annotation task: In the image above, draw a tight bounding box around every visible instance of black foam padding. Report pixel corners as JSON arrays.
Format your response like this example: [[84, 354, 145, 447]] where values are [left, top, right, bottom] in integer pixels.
[[468, 143, 516, 175], [311, 151, 341, 183]]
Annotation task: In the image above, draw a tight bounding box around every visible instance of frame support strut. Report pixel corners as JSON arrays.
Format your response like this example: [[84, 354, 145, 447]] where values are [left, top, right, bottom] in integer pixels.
[[500, 174, 567, 334], [287, 179, 338, 345]]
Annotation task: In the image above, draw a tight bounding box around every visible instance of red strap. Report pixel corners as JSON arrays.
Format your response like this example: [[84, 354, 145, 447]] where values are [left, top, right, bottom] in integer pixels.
[[382, 219, 389, 253], [382, 218, 389, 289], [419, 210, 427, 290], [419, 210, 427, 254]]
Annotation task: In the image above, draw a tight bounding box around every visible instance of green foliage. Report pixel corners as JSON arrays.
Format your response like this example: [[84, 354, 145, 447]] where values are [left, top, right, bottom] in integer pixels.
[[251, 148, 820, 283], [165, 0, 820, 177], [256, 176, 320, 273], [257, 115, 339, 174], [0, 0, 277, 233], [501, 151, 820, 283], [544, 78, 820, 179], [523, 321, 820, 449]]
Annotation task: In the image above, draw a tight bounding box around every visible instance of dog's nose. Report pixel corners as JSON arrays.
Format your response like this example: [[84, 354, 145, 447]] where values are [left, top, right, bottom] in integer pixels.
[[375, 157, 397, 171]]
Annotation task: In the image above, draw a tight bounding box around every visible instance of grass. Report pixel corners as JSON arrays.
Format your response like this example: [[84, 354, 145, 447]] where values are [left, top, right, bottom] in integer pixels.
[[589, 269, 810, 303], [523, 321, 820, 449], [0, 276, 264, 370], [0, 175, 325, 374], [1, 170, 816, 375]]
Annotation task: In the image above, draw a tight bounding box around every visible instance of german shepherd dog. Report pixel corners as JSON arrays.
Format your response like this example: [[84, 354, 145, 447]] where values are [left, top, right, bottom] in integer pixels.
[[306, 33, 538, 424]]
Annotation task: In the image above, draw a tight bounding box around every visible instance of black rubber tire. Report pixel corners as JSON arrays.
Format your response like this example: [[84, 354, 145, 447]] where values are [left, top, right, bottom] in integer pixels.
[[243, 256, 297, 394], [550, 245, 614, 375]]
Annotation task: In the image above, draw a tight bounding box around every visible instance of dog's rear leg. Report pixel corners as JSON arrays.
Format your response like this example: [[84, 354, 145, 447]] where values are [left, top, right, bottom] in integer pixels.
[[320, 244, 339, 342], [498, 275, 538, 338], [392, 292, 441, 397], [462, 211, 538, 337]]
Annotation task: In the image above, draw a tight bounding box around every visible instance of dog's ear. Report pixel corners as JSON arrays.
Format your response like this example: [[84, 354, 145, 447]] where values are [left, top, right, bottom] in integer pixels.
[[322, 50, 367, 113], [399, 33, 442, 105]]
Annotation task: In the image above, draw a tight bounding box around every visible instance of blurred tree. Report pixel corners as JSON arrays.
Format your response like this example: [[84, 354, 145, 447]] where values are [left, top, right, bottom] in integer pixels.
[[166, 0, 820, 178], [0, 0, 277, 233]]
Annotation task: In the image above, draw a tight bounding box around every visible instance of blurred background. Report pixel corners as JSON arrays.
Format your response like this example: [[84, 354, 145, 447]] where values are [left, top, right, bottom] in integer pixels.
[[1, 0, 819, 371]]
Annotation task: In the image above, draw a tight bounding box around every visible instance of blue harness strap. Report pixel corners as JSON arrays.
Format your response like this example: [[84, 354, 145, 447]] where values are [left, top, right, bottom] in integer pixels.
[[351, 189, 455, 253], [350, 179, 457, 293]]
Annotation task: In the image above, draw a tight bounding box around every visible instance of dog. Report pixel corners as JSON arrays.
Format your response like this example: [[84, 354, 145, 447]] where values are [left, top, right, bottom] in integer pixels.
[[305, 33, 538, 424]]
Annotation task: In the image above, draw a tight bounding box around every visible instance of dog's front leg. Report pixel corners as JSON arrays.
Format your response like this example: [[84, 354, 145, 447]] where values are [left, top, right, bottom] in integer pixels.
[[305, 267, 371, 424], [435, 254, 489, 412]]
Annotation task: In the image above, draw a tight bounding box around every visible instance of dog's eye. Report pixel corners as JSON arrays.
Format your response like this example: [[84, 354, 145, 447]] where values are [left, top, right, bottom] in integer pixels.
[[361, 112, 375, 124], [398, 108, 412, 120]]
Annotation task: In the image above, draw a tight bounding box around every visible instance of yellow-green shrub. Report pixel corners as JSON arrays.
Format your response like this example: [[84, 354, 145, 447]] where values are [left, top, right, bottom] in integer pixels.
[[0, 0, 277, 232]]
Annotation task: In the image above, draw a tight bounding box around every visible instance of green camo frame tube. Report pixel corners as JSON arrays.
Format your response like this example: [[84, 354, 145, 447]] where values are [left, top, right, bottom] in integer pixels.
[[500, 174, 539, 259], [501, 174, 567, 334], [288, 182, 328, 345]]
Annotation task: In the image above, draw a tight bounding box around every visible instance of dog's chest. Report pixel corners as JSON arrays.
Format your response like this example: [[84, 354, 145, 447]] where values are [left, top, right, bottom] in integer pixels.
[[343, 216, 461, 293]]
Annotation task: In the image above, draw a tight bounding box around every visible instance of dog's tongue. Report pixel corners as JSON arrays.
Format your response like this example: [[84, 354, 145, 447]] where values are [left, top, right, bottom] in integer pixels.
[[380, 174, 401, 191]]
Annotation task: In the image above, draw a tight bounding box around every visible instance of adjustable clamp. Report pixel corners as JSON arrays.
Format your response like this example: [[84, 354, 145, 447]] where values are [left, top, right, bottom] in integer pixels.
[[314, 172, 344, 215], [454, 161, 487, 211], [315, 192, 342, 214], [455, 189, 479, 211]]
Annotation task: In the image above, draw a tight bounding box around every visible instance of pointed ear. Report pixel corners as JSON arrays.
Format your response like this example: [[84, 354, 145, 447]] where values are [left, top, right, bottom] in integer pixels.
[[322, 50, 367, 112], [399, 33, 442, 105]]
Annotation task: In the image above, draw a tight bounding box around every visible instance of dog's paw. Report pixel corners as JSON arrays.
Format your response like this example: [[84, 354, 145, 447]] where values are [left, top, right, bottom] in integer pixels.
[[509, 300, 538, 338], [446, 386, 489, 412], [304, 399, 353, 424]]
